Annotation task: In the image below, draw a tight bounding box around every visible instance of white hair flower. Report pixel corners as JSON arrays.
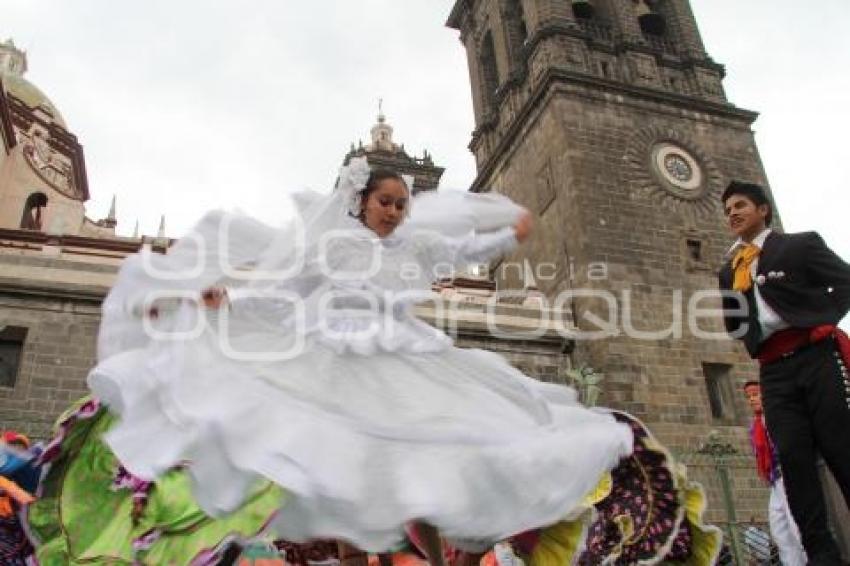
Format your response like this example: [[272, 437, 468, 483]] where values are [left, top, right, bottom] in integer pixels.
[[337, 156, 372, 217]]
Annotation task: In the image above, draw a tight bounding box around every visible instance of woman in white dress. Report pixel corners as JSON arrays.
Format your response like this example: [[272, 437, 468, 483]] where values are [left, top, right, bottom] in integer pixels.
[[88, 157, 633, 564]]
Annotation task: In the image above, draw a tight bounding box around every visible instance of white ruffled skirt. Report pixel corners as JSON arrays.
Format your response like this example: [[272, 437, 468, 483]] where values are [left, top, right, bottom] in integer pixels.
[[89, 306, 632, 551]]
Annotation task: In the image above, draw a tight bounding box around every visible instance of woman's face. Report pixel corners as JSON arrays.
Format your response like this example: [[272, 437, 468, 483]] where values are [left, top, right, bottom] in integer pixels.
[[362, 178, 409, 238]]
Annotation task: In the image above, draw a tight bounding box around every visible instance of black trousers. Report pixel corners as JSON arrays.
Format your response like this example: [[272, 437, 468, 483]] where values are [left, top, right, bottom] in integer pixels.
[[761, 338, 850, 559]]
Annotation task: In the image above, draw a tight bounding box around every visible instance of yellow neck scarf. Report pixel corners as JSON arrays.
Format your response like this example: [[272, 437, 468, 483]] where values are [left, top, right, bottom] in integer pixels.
[[732, 243, 760, 292]]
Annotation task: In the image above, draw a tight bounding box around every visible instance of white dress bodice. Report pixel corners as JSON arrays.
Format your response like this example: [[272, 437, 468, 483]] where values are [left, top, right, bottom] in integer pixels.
[[232, 221, 518, 355]]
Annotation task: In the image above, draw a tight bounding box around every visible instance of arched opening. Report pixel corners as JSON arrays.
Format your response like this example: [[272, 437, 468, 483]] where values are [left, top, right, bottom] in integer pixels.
[[635, 0, 666, 36], [19, 192, 48, 231], [479, 31, 500, 112], [504, 0, 528, 56], [572, 0, 596, 20]]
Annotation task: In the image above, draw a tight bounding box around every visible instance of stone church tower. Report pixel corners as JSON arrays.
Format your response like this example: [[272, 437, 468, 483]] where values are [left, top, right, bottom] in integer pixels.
[[447, 0, 776, 517], [0, 38, 109, 237], [0, 39, 150, 438], [343, 106, 445, 194]]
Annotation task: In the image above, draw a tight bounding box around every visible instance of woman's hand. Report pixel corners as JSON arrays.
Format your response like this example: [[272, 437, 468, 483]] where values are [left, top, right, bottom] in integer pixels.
[[513, 210, 534, 243], [201, 287, 228, 309]]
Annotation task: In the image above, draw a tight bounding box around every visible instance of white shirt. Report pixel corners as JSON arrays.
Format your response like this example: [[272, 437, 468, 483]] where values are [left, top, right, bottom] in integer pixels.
[[727, 228, 789, 341]]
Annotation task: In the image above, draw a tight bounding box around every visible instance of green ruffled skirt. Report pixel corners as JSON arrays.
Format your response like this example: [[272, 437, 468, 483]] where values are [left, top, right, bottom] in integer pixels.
[[27, 397, 284, 565]]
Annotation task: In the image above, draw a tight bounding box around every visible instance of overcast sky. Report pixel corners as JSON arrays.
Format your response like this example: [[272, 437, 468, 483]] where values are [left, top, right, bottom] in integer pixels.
[[3, 0, 849, 267]]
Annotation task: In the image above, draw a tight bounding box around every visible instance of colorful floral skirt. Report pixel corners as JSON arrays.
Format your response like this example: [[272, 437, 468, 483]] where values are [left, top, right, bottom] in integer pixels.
[[27, 397, 283, 565], [499, 412, 723, 566], [0, 514, 34, 565], [26, 399, 721, 565]]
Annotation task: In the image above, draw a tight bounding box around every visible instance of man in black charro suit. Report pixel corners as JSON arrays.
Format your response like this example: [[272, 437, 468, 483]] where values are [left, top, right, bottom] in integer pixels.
[[718, 181, 850, 565]]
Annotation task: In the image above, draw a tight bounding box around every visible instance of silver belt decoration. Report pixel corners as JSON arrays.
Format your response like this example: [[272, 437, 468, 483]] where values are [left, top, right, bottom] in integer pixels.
[[836, 349, 850, 409]]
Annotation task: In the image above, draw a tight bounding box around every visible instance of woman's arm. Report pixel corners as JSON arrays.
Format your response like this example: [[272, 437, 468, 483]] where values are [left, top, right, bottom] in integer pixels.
[[425, 211, 533, 270], [126, 288, 226, 318]]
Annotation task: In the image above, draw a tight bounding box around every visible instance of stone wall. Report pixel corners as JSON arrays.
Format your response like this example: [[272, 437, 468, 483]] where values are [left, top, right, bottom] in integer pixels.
[[0, 253, 112, 438], [0, 292, 101, 439]]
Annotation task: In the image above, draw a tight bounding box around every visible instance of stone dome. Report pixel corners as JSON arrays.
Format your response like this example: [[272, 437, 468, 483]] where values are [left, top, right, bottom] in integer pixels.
[[1, 71, 67, 128], [0, 39, 67, 128]]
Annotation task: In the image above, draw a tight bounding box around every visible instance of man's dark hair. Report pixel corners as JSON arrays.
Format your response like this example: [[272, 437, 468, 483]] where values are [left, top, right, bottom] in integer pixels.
[[743, 379, 760, 390], [721, 181, 773, 227]]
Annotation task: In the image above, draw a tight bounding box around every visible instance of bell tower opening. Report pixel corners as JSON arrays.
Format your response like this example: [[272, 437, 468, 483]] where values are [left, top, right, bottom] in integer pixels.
[[635, 0, 667, 36], [19, 192, 48, 231], [479, 31, 500, 116], [503, 0, 529, 71], [572, 0, 596, 20]]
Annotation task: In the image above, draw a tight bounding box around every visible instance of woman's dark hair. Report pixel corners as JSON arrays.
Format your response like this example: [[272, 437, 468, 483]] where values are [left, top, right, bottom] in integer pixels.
[[720, 181, 773, 227], [362, 169, 407, 199], [356, 169, 409, 217]]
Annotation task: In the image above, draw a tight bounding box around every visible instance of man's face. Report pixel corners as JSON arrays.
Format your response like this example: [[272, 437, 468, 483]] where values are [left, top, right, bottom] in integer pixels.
[[723, 194, 769, 241], [744, 384, 763, 415]]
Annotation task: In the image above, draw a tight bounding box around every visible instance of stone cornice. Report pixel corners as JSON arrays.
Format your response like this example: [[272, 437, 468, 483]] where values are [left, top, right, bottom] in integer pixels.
[[523, 22, 725, 75], [0, 228, 147, 253], [0, 251, 120, 273], [450, 324, 573, 351], [0, 275, 107, 303]]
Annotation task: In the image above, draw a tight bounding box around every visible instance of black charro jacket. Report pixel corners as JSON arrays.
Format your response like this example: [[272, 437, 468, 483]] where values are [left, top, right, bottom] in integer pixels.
[[718, 231, 850, 358]]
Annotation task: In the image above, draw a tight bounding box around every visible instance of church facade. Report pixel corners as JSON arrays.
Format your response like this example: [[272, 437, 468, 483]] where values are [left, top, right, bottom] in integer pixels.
[[1, 0, 790, 530]]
